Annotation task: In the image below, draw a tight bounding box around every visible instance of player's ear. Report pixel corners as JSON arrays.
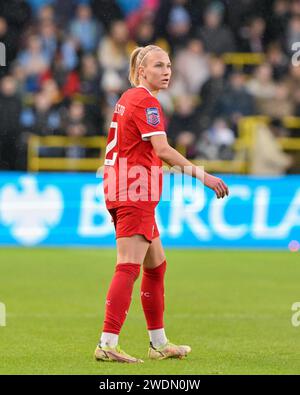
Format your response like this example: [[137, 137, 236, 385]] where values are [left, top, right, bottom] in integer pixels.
[[139, 65, 146, 79]]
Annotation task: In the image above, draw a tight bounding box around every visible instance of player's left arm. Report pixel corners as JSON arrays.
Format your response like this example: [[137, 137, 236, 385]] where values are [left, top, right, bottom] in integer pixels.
[[150, 134, 229, 199]]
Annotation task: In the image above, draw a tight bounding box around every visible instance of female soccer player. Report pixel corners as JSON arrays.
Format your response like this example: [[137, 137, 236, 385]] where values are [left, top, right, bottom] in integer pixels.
[[95, 45, 229, 363]]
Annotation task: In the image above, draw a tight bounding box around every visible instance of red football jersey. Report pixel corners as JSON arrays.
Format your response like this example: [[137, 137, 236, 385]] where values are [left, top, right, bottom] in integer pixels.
[[103, 86, 166, 212]]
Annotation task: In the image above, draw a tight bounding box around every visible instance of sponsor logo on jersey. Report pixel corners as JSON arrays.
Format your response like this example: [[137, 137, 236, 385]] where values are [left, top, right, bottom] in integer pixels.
[[146, 107, 160, 126]]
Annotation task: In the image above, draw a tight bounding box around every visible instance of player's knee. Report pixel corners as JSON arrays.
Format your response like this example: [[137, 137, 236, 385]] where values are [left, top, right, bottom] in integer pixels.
[[116, 262, 141, 281], [143, 257, 166, 270]]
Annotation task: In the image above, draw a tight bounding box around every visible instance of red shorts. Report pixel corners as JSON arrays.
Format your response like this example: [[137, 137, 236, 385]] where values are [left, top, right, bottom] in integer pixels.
[[108, 206, 160, 243]]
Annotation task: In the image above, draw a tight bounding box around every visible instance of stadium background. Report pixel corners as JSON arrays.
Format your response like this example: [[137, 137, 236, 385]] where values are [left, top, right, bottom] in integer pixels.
[[0, 0, 300, 375]]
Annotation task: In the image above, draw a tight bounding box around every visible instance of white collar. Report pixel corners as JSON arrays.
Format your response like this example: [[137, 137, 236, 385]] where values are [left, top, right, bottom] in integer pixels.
[[137, 85, 154, 97]]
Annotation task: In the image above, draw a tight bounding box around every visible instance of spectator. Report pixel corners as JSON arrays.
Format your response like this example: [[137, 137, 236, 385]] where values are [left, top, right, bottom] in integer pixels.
[[246, 63, 276, 113], [0, 0, 31, 31], [79, 54, 101, 98], [216, 71, 256, 130], [265, 0, 290, 46], [199, 56, 226, 130], [0, 76, 22, 169], [196, 1, 236, 55], [126, 1, 160, 40], [61, 36, 79, 71], [239, 16, 266, 53], [40, 53, 80, 99], [10, 62, 27, 98], [167, 95, 199, 158], [54, 0, 78, 26], [70, 3, 103, 53], [17, 34, 50, 92], [37, 4, 55, 23], [225, 0, 259, 45], [97, 20, 130, 87], [171, 38, 210, 96], [39, 20, 58, 61], [62, 100, 93, 137], [19, 79, 62, 173], [90, 0, 123, 30], [41, 78, 62, 106], [65, 123, 87, 158], [250, 119, 293, 175], [130, 8, 170, 51], [101, 70, 123, 132], [166, 0, 192, 52], [154, 0, 193, 44], [291, 0, 300, 15], [286, 14, 300, 55], [20, 91, 61, 137], [259, 81, 294, 119], [287, 62, 300, 91], [197, 118, 236, 160], [134, 20, 156, 47], [63, 100, 91, 158], [266, 42, 289, 81], [78, 54, 103, 134]]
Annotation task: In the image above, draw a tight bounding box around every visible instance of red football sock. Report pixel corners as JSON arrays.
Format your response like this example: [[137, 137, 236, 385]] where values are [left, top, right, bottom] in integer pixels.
[[141, 260, 167, 330], [103, 263, 140, 335]]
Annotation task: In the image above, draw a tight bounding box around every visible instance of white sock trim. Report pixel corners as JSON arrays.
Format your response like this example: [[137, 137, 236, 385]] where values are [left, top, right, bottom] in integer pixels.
[[100, 332, 119, 348], [149, 328, 167, 348]]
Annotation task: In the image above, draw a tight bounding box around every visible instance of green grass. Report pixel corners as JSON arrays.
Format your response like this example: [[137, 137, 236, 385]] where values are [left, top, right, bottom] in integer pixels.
[[0, 248, 300, 375]]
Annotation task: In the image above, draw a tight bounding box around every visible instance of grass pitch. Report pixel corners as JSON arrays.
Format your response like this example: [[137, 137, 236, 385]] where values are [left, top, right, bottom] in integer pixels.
[[0, 248, 299, 375]]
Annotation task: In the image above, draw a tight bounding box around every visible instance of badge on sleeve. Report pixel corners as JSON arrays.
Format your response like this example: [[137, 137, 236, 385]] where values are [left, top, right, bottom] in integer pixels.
[[146, 107, 160, 126]]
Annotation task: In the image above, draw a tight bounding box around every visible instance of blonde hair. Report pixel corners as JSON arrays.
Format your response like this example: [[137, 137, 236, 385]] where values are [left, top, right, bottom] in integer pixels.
[[128, 45, 165, 87]]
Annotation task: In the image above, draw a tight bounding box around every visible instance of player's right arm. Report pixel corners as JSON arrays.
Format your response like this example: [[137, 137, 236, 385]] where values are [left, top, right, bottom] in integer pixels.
[[150, 134, 229, 199]]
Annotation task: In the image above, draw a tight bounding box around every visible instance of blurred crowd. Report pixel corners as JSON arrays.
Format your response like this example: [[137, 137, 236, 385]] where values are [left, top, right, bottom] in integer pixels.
[[0, 0, 299, 173]]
